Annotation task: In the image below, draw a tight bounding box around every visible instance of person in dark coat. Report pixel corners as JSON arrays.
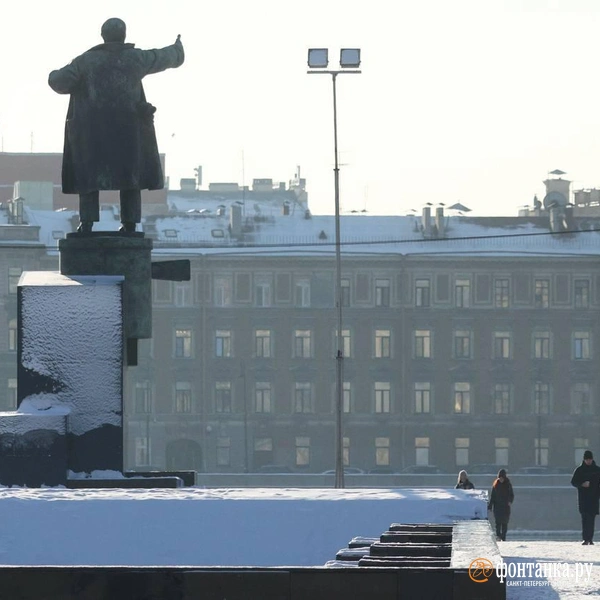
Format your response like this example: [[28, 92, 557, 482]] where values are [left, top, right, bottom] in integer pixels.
[[455, 469, 475, 490], [48, 18, 184, 233], [487, 468, 514, 541], [571, 449, 600, 545]]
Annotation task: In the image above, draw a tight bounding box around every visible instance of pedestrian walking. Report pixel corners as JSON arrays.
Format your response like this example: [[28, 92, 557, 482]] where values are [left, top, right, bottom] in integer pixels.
[[571, 450, 600, 545], [455, 469, 475, 490], [488, 468, 514, 541]]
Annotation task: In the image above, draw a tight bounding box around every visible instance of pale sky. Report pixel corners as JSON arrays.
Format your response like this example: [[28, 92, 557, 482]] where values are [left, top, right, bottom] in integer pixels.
[[3, 0, 600, 216]]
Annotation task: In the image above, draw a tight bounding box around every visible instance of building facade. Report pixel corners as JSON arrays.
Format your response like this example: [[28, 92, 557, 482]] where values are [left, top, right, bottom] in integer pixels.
[[0, 167, 597, 475], [125, 247, 600, 474]]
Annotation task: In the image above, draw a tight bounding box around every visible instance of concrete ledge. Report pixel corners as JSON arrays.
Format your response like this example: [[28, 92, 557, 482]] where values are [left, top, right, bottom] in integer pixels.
[[0, 565, 505, 600]]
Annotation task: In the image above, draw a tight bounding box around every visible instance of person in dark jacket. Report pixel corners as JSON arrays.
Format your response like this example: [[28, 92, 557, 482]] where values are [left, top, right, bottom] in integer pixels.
[[455, 469, 475, 490], [48, 18, 185, 233], [571, 449, 600, 545], [487, 468, 514, 541]]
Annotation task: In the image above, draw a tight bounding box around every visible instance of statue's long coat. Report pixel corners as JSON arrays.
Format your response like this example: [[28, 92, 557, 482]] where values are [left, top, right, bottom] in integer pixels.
[[48, 41, 184, 194]]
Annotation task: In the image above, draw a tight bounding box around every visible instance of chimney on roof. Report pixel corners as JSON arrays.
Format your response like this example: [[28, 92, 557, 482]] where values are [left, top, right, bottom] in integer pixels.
[[435, 206, 445, 237], [180, 178, 196, 192], [421, 206, 431, 236], [230, 204, 242, 238]]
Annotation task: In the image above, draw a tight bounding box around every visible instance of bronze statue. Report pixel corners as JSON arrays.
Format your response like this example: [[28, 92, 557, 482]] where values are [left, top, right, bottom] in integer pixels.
[[49, 18, 184, 233]]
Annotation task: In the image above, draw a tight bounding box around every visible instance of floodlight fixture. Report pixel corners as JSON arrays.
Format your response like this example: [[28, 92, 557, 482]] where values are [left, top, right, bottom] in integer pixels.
[[305, 45, 361, 490], [308, 48, 329, 69], [340, 48, 361, 69]]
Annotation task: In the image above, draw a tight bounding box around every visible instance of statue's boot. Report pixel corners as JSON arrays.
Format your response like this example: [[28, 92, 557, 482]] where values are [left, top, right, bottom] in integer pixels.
[[119, 221, 136, 233], [77, 221, 93, 233]]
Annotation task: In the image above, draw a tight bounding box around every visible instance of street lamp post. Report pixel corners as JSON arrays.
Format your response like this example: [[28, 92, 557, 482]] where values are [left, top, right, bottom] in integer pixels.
[[307, 48, 361, 489]]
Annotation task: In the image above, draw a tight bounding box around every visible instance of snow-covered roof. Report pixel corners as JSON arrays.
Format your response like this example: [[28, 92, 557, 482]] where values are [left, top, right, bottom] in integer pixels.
[[7, 198, 600, 260]]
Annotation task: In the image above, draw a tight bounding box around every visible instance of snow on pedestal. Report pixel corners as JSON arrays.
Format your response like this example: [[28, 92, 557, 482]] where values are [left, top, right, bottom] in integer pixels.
[[16, 272, 124, 476]]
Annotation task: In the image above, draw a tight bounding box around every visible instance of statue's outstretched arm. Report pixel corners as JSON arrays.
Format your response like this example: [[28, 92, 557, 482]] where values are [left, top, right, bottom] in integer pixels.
[[48, 61, 80, 94], [140, 35, 185, 76]]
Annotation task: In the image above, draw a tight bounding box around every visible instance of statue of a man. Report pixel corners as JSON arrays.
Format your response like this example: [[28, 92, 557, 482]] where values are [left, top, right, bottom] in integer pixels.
[[48, 18, 184, 233]]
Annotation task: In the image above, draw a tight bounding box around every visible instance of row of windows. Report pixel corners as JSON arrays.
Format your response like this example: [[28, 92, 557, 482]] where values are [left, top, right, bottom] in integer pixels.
[[169, 327, 595, 361], [6, 267, 596, 309], [154, 274, 595, 309], [133, 380, 597, 416], [134, 434, 590, 470]]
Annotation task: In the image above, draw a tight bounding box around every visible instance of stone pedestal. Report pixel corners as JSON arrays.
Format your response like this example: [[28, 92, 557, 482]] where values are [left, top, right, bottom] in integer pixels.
[[58, 233, 152, 340], [17, 271, 124, 474]]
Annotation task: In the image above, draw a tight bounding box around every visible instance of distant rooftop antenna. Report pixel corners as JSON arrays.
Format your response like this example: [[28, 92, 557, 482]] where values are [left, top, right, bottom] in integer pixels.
[[241, 149, 246, 217]]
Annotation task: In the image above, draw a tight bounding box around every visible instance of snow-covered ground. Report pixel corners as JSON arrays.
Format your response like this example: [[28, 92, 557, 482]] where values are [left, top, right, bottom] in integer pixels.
[[0, 484, 597, 598], [503, 541, 600, 599], [0, 486, 485, 567]]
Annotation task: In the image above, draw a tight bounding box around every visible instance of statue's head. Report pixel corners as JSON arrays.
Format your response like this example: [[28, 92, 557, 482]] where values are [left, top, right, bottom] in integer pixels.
[[101, 18, 126, 43]]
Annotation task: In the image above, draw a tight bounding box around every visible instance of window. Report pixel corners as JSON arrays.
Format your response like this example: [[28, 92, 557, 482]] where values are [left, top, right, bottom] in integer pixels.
[[255, 329, 272, 358], [215, 381, 232, 413], [374, 382, 391, 413], [574, 279, 590, 309], [135, 381, 152, 414], [8, 319, 17, 352], [533, 331, 551, 359], [255, 382, 272, 413], [295, 279, 311, 307], [493, 331, 511, 359], [535, 438, 549, 467], [453, 382, 471, 414], [174, 328, 192, 358], [174, 282, 192, 307], [8, 267, 21, 294], [343, 381, 352, 413], [414, 330, 431, 358], [534, 279, 549, 308], [376, 437, 390, 466], [495, 438, 509, 466], [135, 437, 149, 466], [493, 383, 511, 415], [343, 437, 350, 466], [254, 437, 273, 465], [415, 437, 429, 466], [573, 331, 591, 360], [341, 278, 351, 307], [414, 382, 431, 414], [296, 436, 310, 466], [575, 437, 589, 465], [294, 330, 312, 358], [571, 383, 592, 415], [375, 329, 391, 358], [375, 279, 390, 307], [334, 329, 352, 358], [455, 278, 470, 308], [174, 382, 192, 413], [214, 277, 232, 306], [533, 382, 551, 415], [215, 330, 232, 357], [494, 279, 510, 308], [217, 437, 231, 467], [7, 378, 17, 410], [415, 279, 430, 307], [455, 438, 469, 466], [342, 329, 351, 358], [294, 382, 313, 413], [453, 330, 472, 359], [255, 280, 272, 307]]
